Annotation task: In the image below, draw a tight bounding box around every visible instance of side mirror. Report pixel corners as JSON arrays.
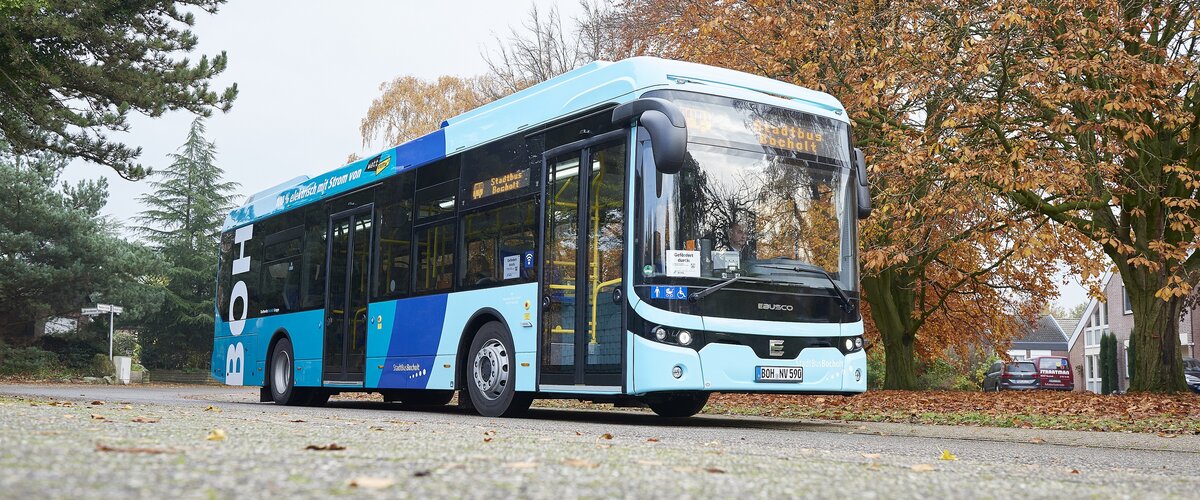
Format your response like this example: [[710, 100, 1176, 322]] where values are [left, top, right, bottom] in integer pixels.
[[853, 147, 872, 219], [612, 97, 688, 174]]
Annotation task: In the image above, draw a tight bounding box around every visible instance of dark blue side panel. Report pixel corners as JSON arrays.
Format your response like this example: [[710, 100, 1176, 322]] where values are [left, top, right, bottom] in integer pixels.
[[375, 294, 448, 389], [394, 129, 446, 171]]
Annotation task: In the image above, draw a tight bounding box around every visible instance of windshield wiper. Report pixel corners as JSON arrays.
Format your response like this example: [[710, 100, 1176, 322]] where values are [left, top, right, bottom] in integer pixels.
[[755, 263, 854, 313], [688, 274, 744, 302]]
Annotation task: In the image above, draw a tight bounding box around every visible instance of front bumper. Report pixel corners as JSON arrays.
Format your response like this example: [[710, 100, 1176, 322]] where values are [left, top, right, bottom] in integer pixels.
[[630, 334, 867, 394]]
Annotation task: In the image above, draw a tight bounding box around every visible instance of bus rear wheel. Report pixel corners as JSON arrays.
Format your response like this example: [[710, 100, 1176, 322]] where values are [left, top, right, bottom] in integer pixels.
[[269, 338, 318, 406], [465, 321, 531, 417], [646, 392, 709, 418]]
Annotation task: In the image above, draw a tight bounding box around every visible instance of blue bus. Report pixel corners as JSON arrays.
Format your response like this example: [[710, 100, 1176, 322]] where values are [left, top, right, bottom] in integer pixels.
[[212, 57, 872, 417]]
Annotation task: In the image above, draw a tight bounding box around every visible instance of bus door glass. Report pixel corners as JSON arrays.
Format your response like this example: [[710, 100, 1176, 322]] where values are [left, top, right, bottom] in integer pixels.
[[324, 205, 373, 385], [541, 138, 627, 387]]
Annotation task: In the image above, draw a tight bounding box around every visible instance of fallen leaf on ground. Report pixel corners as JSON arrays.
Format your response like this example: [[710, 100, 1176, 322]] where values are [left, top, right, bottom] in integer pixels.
[[506, 461, 538, 469], [206, 429, 227, 441], [305, 443, 346, 451], [563, 459, 599, 468], [911, 464, 935, 472], [939, 450, 958, 461], [90, 400, 104, 405], [483, 430, 496, 436], [1029, 438, 1045, 444], [369, 426, 385, 431], [203, 406, 221, 413], [600, 433, 613, 440], [347, 477, 394, 489], [483, 437, 493, 443], [1157, 433, 1178, 439], [646, 438, 660, 442], [574, 431, 583, 436], [412, 470, 432, 477], [1070, 469, 1080, 474], [704, 467, 726, 474], [131, 416, 160, 423], [121, 405, 131, 410], [95, 443, 173, 454], [90, 414, 105, 421], [862, 453, 881, 459], [289, 419, 305, 423]]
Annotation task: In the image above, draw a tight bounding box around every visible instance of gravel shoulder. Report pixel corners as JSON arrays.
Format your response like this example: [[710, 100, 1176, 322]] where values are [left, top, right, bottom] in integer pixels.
[[0, 384, 1197, 499]]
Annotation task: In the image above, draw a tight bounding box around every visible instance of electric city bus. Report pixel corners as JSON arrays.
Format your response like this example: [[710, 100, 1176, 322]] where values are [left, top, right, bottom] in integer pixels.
[[212, 57, 873, 417]]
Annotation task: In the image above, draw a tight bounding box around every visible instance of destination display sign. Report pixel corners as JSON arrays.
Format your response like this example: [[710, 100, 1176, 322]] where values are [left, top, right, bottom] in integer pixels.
[[471, 168, 530, 201], [675, 99, 845, 160]]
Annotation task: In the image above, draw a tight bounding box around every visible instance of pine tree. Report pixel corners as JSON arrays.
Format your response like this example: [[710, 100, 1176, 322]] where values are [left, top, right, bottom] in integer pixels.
[[0, 142, 156, 338], [0, 0, 237, 180], [135, 118, 238, 368], [1100, 333, 1118, 395]]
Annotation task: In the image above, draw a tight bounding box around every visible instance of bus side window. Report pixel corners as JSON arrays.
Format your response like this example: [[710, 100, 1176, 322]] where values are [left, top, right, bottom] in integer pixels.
[[414, 221, 455, 293], [261, 226, 303, 314], [461, 199, 536, 289], [374, 171, 414, 300], [216, 231, 234, 322], [300, 205, 327, 309]]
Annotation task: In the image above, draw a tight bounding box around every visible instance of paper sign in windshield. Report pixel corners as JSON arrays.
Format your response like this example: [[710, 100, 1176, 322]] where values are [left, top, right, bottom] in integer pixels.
[[503, 255, 520, 280], [665, 250, 701, 277]]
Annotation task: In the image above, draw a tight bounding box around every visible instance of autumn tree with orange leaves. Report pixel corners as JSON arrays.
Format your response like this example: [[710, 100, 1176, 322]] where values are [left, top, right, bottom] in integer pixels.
[[629, 0, 1094, 389], [950, 0, 1200, 392], [359, 75, 491, 148]]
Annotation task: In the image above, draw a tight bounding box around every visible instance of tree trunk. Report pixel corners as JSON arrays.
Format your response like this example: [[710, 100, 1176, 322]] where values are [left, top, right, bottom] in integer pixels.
[[881, 329, 918, 390], [862, 267, 919, 390], [1124, 270, 1188, 393]]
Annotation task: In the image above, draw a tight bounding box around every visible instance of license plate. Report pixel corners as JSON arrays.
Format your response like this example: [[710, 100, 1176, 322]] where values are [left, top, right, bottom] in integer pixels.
[[756, 366, 803, 383]]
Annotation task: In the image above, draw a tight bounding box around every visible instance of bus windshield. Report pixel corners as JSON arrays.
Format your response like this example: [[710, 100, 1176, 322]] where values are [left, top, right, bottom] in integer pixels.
[[637, 91, 857, 293]]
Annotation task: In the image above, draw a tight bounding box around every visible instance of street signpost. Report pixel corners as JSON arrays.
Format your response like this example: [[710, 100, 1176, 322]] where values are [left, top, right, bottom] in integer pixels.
[[81, 304, 123, 359]]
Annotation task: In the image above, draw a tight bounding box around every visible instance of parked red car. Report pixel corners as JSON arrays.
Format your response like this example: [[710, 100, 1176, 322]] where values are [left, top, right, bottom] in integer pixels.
[[1033, 356, 1073, 391]]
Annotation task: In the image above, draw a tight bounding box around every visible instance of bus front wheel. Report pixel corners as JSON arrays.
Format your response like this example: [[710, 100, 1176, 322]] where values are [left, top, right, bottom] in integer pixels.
[[269, 338, 322, 406], [646, 392, 709, 418], [465, 321, 532, 417]]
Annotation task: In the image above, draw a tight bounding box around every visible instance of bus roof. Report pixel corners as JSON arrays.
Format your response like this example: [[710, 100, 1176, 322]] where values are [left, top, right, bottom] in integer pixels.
[[223, 57, 847, 230]]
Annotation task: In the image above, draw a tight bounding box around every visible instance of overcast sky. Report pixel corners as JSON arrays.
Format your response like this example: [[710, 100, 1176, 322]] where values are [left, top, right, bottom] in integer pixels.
[[59, 0, 1089, 312], [63, 0, 583, 224]]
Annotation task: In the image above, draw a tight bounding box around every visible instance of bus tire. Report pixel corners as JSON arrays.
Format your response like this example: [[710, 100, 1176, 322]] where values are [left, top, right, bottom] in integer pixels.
[[268, 338, 309, 406], [465, 321, 531, 417], [646, 392, 709, 418]]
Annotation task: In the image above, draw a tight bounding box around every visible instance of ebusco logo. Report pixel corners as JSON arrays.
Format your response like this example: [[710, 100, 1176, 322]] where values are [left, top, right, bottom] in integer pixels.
[[225, 225, 253, 386]]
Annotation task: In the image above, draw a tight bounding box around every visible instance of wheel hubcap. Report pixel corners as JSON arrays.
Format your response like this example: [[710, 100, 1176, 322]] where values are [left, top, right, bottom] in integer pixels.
[[472, 339, 509, 401], [273, 351, 291, 395]]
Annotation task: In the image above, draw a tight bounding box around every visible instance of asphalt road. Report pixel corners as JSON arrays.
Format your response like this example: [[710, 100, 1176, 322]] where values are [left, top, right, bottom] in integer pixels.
[[0, 384, 1197, 499]]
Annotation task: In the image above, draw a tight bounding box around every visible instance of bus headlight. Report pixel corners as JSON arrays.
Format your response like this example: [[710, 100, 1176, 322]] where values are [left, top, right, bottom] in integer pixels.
[[653, 326, 667, 341], [677, 330, 693, 346], [844, 338, 854, 352]]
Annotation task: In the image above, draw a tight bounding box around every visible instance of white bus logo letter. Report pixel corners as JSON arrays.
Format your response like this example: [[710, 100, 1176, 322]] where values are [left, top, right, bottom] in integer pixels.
[[226, 343, 245, 385], [226, 224, 252, 386], [228, 225, 253, 336]]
